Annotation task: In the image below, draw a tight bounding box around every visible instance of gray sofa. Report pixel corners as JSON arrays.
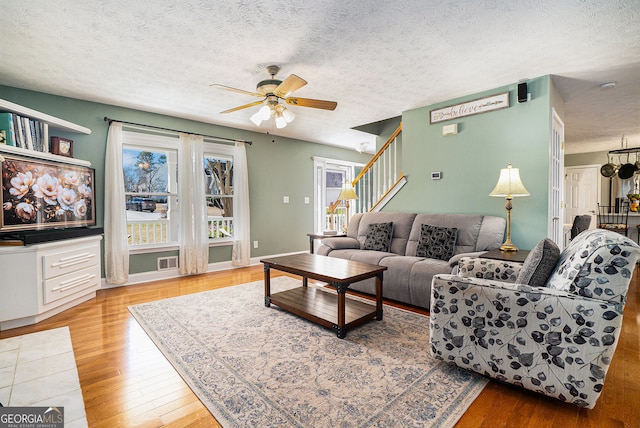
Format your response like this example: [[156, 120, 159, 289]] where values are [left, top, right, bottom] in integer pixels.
[[317, 212, 505, 308]]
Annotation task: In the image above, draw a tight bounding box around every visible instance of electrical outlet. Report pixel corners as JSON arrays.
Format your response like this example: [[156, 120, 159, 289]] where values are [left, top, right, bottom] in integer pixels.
[[304, 197, 310, 204], [283, 196, 289, 203], [253, 240, 259, 248]]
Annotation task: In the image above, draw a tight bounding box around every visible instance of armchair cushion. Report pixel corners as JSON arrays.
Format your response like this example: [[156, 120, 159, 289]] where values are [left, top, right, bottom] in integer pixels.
[[516, 238, 560, 287], [363, 222, 393, 252], [416, 224, 457, 261]]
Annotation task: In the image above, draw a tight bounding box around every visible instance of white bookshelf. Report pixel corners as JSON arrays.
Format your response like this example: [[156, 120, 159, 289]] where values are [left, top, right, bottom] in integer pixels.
[[0, 98, 91, 134], [0, 144, 91, 167], [0, 98, 92, 166]]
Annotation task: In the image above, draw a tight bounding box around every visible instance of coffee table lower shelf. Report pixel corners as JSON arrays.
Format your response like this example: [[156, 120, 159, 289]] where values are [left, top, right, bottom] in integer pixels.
[[268, 286, 378, 336]]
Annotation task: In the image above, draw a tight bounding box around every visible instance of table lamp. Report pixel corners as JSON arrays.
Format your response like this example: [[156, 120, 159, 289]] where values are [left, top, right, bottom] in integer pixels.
[[489, 164, 530, 251], [337, 182, 358, 230]]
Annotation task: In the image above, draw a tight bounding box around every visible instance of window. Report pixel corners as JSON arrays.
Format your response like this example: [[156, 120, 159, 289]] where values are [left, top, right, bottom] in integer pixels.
[[204, 144, 235, 243], [122, 132, 178, 249], [121, 130, 238, 251]]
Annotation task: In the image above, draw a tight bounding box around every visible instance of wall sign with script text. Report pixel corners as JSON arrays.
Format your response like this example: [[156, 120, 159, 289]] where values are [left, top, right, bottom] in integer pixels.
[[430, 92, 510, 124]]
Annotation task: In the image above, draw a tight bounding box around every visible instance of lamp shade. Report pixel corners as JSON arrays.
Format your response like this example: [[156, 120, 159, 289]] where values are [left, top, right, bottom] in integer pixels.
[[337, 183, 358, 201], [281, 107, 295, 123], [250, 105, 272, 126], [275, 112, 287, 128], [489, 164, 530, 198]]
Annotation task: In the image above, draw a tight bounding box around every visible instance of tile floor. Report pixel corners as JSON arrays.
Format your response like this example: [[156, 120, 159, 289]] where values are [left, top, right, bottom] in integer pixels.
[[0, 326, 88, 428]]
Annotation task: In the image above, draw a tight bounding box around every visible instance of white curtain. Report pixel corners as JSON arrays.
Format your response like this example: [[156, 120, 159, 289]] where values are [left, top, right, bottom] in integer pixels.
[[178, 133, 209, 275], [232, 142, 251, 266], [104, 122, 129, 284]]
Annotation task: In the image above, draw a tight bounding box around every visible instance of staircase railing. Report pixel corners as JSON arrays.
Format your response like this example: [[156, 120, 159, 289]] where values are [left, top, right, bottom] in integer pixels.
[[352, 123, 406, 213]]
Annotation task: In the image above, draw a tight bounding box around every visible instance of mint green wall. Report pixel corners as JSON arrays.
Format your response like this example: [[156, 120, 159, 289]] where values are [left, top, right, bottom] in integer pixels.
[[0, 76, 562, 269], [386, 76, 555, 250], [0, 86, 371, 275]]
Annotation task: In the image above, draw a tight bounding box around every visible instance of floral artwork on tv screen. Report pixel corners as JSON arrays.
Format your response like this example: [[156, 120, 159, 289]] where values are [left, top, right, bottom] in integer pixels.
[[1, 154, 96, 232]]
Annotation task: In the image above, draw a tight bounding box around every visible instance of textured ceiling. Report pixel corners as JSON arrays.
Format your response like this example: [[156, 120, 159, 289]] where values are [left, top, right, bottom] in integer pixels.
[[0, 1, 638, 154]]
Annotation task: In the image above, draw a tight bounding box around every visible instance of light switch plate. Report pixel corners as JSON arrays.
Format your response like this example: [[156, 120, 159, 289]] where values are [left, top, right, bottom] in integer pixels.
[[283, 196, 289, 203]]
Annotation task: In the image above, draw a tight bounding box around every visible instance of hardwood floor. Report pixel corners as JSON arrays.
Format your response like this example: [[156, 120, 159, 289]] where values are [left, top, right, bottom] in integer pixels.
[[1, 265, 639, 427]]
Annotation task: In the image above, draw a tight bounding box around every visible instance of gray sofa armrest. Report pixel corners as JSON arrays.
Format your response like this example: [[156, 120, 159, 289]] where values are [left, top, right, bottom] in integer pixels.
[[320, 237, 360, 250]]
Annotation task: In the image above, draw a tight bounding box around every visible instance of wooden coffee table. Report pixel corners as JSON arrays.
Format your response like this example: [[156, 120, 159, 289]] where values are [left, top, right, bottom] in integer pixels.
[[261, 253, 386, 338]]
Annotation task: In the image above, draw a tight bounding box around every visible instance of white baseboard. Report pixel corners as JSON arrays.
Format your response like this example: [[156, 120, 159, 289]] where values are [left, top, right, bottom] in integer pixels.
[[101, 250, 306, 289]]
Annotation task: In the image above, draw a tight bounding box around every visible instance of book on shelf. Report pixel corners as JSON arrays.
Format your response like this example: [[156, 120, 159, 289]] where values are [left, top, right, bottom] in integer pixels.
[[0, 112, 49, 153], [0, 112, 17, 146]]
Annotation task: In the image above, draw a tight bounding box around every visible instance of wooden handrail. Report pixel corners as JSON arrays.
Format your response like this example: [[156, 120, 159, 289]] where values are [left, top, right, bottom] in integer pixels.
[[369, 174, 406, 211], [352, 123, 402, 185]]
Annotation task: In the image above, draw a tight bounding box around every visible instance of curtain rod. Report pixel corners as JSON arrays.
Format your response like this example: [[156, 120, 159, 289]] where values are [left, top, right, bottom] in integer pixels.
[[103, 116, 252, 145]]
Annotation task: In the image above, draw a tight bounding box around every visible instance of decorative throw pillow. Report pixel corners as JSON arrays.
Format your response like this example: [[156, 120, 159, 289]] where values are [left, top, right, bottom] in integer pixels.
[[363, 222, 393, 252], [416, 224, 457, 261], [516, 238, 561, 287]]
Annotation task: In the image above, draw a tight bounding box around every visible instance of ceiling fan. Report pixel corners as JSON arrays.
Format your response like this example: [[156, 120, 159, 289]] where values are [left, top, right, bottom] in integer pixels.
[[210, 65, 337, 129]]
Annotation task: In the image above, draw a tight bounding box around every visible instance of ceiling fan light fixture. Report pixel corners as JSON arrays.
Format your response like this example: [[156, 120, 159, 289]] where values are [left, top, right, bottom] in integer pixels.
[[250, 110, 263, 126], [275, 112, 288, 129], [250, 105, 271, 125], [282, 107, 295, 123], [259, 105, 272, 119]]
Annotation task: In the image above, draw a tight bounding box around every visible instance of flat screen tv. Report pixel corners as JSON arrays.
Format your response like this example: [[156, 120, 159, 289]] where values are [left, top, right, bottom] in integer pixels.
[[1, 153, 96, 235]]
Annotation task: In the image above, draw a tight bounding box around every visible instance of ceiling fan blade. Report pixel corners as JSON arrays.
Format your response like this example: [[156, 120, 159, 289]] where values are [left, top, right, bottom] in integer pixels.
[[285, 97, 337, 111], [220, 100, 265, 114], [273, 74, 307, 98], [210, 84, 263, 98]]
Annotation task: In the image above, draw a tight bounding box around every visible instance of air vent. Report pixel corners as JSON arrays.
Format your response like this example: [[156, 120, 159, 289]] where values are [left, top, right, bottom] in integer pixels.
[[157, 256, 178, 271]]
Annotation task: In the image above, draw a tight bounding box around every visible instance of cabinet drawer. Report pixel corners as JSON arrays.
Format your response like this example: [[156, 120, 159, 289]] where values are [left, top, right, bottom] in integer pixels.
[[44, 265, 100, 304], [43, 244, 99, 280]]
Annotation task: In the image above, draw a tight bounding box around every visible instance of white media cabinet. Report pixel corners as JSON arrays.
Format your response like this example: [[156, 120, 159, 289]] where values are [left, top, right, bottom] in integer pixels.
[[0, 235, 102, 330], [0, 98, 100, 330]]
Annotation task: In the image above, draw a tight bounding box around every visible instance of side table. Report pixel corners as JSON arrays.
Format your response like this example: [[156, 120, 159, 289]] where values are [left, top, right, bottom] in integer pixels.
[[307, 232, 346, 254], [481, 248, 530, 263]]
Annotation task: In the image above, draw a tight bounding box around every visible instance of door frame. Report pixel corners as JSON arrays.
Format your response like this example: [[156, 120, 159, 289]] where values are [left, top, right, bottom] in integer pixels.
[[312, 156, 364, 233], [549, 108, 565, 246]]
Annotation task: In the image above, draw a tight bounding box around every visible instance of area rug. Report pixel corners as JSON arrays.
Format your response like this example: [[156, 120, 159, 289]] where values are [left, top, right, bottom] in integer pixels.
[[129, 277, 488, 427]]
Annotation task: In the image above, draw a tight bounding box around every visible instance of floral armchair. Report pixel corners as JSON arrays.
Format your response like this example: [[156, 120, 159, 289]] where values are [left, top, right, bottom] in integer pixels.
[[429, 229, 640, 408]]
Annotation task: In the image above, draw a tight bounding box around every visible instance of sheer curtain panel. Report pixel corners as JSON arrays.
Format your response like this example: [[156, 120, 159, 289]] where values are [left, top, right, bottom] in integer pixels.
[[232, 142, 251, 266], [104, 122, 129, 284], [178, 133, 209, 275]]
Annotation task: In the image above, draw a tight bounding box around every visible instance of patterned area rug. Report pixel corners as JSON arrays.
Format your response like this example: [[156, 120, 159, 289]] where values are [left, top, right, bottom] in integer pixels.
[[129, 277, 487, 427]]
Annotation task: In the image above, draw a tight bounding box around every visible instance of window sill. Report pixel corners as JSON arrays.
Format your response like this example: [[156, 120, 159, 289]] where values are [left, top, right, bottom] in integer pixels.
[[128, 243, 179, 254], [128, 239, 232, 254], [208, 239, 233, 247]]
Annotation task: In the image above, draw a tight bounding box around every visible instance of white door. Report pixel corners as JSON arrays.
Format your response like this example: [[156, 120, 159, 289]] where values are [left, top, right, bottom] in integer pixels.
[[564, 165, 600, 229], [312, 157, 363, 234], [549, 108, 564, 246]]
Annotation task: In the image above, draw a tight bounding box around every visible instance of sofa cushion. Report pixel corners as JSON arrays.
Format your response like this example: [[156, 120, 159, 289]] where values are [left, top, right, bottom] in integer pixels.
[[356, 212, 417, 255], [416, 224, 457, 261], [516, 239, 560, 287], [363, 222, 394, 252], [406, 214, 500, 256]]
